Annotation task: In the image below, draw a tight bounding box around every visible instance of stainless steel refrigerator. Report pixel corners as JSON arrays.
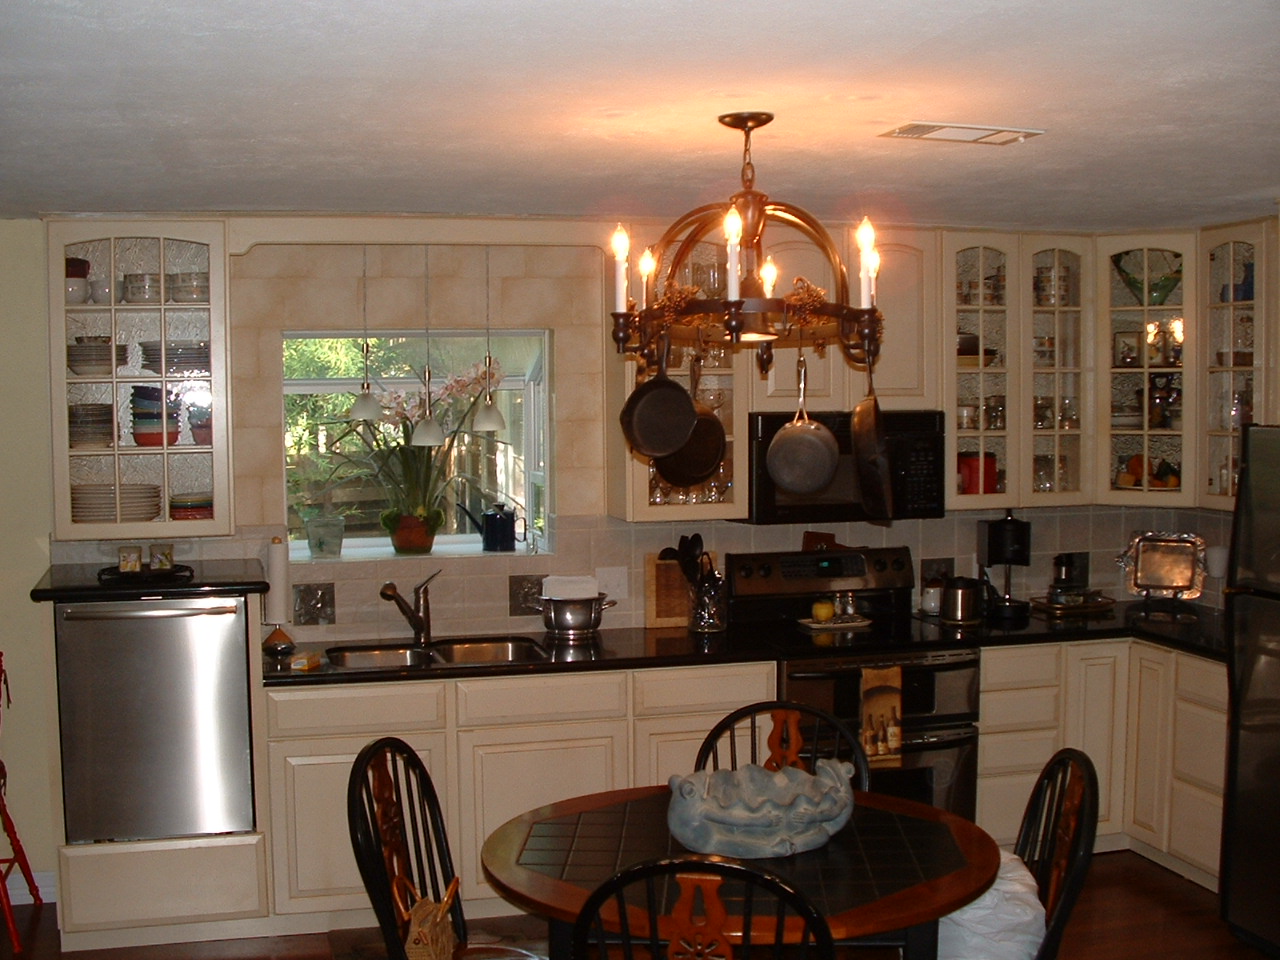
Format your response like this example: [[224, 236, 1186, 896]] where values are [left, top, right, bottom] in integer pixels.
[[1221, 424, 1280, 957]]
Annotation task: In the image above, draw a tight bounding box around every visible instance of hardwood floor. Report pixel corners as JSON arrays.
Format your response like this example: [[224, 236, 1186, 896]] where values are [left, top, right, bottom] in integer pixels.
[[0, 852, 1267, 959]]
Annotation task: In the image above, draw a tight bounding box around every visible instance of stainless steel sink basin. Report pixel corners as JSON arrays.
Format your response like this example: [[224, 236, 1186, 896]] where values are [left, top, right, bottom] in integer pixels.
[[326, 636, 548, 669], [326, 643, 432, 669], [429, 637, 548, 665]]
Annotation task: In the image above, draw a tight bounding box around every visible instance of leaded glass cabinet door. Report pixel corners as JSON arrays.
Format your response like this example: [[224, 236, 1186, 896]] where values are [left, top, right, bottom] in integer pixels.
[[49, 220, 233, 539], [1096, 235, 1197, 505], [946, 237, 1019, 508], [1025, 243, 1090, 503], [1202, 222, 1267, 505]]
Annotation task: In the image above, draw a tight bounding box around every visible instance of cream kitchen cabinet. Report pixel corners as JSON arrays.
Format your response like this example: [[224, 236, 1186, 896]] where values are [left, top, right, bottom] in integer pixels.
[[1095, 234, 1198, 504], [630, 661, 777, 785], [48, 219, 233, 539], [1199, 218, 1273, 505], [977, 643, 1063, 844], [1124, 642, 1229, 887], [979, 640, 1128, 848], [264, 682, 449, 915], [454, 671, 630, 907]]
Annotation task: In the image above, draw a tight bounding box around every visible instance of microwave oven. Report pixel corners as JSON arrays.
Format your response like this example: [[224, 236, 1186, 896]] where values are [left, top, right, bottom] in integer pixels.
[[745, 409, 946, 525]]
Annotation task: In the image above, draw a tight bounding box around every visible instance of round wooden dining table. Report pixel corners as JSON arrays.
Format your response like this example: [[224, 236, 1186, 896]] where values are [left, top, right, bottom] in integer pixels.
[[481, 784, 1000, 960]]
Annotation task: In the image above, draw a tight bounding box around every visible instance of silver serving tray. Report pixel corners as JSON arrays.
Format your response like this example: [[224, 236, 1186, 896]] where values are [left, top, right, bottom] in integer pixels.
[[1117, 531, 1206, 599]]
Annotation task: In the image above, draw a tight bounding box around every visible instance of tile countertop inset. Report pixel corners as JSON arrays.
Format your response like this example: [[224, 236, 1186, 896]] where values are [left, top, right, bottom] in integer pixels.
[[264, 599, 1227, 687]]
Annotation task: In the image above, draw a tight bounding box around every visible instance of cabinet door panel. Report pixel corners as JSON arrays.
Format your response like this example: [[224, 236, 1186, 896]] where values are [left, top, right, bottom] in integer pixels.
[[1064, 643, 1129, 835], [1125, 644, 1173, 847], [457, 720, 629, 902]]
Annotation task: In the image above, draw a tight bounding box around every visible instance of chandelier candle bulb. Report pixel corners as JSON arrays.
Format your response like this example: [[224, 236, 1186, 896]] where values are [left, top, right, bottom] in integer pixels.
[[724, 206, 743, 300], [760, 256, 778, 298], [611, 224, 630, 312], [639, 247, 655, 308], [856, 216, 877, 308]]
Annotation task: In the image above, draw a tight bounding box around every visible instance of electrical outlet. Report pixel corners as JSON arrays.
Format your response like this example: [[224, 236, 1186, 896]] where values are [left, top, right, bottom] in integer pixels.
[[508, 574, 544, 616], [595, 566, 629, 600], [294, 582, 335, 625]]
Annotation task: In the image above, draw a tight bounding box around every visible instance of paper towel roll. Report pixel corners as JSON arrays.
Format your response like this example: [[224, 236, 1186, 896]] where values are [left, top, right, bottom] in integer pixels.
[[265, 536, 290, 624]]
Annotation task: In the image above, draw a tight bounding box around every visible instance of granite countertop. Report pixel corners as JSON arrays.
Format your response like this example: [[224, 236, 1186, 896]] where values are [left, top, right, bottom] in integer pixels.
[[264, 597, 1228, 686], [30, 558, 269, 604]]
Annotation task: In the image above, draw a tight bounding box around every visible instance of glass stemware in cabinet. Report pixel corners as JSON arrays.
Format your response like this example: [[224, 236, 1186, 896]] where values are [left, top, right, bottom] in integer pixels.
[[1028, 248, 1083, 498], [1205, 239, 1256, 500]]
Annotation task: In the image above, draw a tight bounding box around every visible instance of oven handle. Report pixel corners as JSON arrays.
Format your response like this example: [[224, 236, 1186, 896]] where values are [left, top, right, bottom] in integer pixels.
[[787, 650, 979, 680], [898, 726, 977, 748]]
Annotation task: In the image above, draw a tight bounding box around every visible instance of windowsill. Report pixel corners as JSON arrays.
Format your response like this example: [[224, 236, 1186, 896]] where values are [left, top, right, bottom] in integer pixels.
[[288, 538, 540, 564]]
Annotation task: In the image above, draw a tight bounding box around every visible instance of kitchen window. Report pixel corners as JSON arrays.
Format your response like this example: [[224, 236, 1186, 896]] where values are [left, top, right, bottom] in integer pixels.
[[283, 331, 548, 553]]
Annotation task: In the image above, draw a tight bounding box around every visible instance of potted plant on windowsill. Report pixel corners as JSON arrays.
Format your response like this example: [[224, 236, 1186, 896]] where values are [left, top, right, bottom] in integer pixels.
[[338, 361, 504, 554]]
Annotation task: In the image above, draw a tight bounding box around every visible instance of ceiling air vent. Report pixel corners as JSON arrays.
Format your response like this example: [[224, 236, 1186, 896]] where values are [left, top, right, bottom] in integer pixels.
[[881, 122, 1044, 145]]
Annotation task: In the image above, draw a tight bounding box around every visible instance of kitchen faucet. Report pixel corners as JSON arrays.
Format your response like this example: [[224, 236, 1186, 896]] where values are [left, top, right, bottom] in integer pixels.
[[379, 570, 442, 646]]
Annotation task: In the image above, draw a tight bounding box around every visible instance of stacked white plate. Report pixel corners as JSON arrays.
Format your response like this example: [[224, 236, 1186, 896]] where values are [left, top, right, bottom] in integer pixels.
[[67, 342, 126, 376], [70, 483, 162, 523], [68, 403, 115, 448], [140, 340, 210, 375]]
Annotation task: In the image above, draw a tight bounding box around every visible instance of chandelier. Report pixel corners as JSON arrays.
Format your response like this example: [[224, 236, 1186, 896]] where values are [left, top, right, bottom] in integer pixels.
[[609, 112, 884, 375]]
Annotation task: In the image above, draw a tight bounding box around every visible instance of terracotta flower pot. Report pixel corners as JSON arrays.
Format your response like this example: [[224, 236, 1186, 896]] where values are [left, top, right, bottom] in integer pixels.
[[389, 514, 437, 554]]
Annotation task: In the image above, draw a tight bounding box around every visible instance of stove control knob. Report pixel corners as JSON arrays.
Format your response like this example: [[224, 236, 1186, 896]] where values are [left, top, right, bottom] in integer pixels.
[[736, 562, 754, 579], [891, 557, 907, 571], [758, 562, 773, 579], [873, 558, 888, 572]]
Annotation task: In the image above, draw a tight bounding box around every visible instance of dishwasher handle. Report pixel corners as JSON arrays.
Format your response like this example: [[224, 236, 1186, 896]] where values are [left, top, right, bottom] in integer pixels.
[[61, 604, 241, 621]]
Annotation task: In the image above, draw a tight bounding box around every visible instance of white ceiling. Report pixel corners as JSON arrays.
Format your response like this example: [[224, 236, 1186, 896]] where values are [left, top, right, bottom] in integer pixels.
[[3, 0, 1279, 232]]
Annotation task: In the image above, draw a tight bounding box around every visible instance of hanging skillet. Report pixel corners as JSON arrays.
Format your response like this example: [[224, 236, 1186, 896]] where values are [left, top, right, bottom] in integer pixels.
[[766, 352, 839, 495], [654, 353, 726, 488], [618, 333, 698, 458], [852, 357, 893, 519]]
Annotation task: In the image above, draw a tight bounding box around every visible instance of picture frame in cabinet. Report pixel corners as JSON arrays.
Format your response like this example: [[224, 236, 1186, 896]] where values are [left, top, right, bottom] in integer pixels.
[[1113, 331, 1140, 368]]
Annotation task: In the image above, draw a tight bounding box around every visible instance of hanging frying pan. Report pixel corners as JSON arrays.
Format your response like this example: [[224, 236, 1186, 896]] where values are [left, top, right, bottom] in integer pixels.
[[766, 353, 839, 495], [852, 361, 893, 519], [619, 334, 698, 458], [654, 354, 726, 487]]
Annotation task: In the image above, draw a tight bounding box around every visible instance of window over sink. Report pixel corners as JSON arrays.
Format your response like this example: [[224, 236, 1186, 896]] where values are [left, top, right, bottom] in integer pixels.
[[283, 331, 548, 555]]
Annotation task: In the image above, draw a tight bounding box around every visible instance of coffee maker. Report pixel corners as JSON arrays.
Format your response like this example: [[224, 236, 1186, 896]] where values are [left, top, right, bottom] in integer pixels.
[[977, 510, 1031, 623]]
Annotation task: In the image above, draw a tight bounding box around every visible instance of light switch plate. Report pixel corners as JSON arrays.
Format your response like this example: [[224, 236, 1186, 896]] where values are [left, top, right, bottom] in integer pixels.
[[596, 566, 629, 600]]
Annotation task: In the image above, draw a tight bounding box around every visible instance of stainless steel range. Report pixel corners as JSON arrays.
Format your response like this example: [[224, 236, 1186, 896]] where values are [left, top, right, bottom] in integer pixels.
[[726, 547, 979, 818]]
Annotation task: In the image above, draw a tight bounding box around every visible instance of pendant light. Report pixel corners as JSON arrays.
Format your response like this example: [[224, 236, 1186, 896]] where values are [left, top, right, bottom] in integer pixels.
[[473, 247, 505, 432], [348, 245, 383, 421], [411, 244, 446, 446]]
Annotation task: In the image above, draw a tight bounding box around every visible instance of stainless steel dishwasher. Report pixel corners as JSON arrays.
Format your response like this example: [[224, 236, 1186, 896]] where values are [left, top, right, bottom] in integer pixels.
[[54, 596, 255, 843]]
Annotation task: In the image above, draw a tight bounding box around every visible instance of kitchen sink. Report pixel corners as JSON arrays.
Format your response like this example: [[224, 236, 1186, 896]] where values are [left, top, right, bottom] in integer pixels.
[[429, 637, 549, 665], [326, 636, 548, 669], [326, 643, 433, 669]]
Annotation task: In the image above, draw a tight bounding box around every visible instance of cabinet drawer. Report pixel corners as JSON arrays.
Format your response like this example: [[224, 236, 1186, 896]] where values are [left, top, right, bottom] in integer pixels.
[[981, 686, 1060, 732], [456, 671, 628, 726], [267, 683, 446, 738], [1176, 655, 1228, 711], [979, 728, 1060, 775], [632, 663, 776, 717], [1173, 698, 1228, 794], [1169, 780, 1223, 877], [981, 645, 1061, 690]]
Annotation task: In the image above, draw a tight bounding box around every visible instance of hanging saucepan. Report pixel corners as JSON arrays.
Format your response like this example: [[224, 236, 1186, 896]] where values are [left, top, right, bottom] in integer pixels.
[[766, 353, 839, 495], [655, 353, 726, 487], [852, 360, 894, 519], [619, 333, 698, 458]]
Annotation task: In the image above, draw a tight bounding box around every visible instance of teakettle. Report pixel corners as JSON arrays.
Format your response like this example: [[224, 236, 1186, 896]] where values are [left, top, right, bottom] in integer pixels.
[[940, 576, 991, 625], [481, 503, 525, 552]]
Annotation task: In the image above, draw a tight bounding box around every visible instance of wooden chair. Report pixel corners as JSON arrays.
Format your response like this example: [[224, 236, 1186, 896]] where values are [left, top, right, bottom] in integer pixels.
[[347, 736, 539, 960], [694, 700, 871, 791], [1014, 748, 1099, 960], [571, 855, 835, 960]]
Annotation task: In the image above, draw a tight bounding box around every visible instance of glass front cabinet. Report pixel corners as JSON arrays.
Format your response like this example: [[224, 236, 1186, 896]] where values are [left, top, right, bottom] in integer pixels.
[[1095, 234, 1197, 506], [1200, 221, 1268, 506], [49, 220, 233, 540]]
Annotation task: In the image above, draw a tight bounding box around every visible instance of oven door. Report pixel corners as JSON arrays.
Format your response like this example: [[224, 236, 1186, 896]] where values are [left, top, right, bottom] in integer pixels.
[[783, 649, 980, 729], [868, 725, 978, 820]]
